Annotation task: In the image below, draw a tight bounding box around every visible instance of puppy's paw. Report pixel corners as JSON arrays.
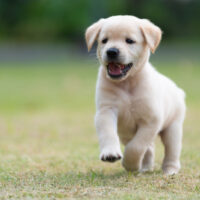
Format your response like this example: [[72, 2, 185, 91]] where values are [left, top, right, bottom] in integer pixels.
[[162, 162, 180, 175], [122, 159, 139, 172], [100, 147, 122, 163], [163, 167, 179, 176], [140, 166, 153, 173]]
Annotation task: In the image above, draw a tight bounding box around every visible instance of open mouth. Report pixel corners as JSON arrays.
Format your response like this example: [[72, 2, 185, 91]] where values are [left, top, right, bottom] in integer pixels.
[[107, 62, 133, 79]]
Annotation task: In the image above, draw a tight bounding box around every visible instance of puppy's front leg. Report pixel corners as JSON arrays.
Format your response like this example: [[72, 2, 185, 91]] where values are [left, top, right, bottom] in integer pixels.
[[122, 121, 160, 171], [95, 108, 122, 162]]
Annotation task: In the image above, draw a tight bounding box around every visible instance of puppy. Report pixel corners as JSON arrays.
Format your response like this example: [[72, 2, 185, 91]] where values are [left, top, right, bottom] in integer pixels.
[[85, 15, 186, 175]]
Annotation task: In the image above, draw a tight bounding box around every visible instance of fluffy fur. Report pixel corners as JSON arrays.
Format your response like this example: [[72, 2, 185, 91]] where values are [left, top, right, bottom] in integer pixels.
[[85, 15, 186, 175]]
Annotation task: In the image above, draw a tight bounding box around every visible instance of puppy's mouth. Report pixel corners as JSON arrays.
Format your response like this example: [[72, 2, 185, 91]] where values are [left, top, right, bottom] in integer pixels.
[[107, 62, 133, 79]]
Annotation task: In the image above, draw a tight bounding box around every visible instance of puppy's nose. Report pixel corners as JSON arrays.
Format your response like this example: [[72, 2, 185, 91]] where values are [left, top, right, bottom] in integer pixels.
[[107, 48, 119, 59]]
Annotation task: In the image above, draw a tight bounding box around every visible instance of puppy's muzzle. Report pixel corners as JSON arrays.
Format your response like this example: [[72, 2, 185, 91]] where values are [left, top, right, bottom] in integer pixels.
[[105, 47, 133, 80], [106, 48, 119, 60]]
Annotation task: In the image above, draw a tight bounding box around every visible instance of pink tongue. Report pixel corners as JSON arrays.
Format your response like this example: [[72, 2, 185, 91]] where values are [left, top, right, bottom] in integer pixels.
[[108, 63, 121, 75]]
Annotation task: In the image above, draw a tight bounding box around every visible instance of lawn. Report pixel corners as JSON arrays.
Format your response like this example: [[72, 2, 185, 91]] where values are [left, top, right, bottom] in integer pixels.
[[0, 57, 199, 199]]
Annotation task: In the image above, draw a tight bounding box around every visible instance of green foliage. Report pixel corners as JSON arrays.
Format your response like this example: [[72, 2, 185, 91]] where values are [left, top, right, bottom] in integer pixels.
[[0, 0, 200, 41]]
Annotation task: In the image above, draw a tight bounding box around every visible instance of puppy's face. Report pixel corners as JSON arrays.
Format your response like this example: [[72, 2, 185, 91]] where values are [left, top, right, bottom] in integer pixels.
[[86, 16, 162, 81]]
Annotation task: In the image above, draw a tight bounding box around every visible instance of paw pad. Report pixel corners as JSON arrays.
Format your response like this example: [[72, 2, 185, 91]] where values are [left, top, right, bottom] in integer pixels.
[[101, 154, 121, 162]]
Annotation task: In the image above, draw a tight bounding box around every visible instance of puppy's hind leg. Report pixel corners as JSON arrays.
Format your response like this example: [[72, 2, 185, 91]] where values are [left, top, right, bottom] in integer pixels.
[[122, 121, 160, 172], [160, 118, 184, 175], [141, 143, 155, 172]]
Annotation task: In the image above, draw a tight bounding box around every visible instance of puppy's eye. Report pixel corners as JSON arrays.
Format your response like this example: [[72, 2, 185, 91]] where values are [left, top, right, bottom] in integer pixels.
[[102, 38, 108, 44], [126, 38, 135, 44]]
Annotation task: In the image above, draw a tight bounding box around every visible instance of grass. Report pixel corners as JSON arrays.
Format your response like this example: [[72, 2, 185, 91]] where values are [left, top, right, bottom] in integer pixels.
[[0, 57, 199, 199]]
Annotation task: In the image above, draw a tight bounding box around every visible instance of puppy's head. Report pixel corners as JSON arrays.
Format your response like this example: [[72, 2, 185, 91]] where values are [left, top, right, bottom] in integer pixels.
[[85, 16, 162, 81]]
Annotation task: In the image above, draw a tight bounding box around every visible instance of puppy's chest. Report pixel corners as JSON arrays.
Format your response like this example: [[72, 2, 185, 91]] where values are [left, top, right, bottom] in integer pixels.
[[117, 96, 140, 145]]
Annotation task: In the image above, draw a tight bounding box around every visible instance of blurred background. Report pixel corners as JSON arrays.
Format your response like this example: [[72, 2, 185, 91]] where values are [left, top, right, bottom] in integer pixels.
[[0, 0, 200, 61], [1, 0, 200, 41], [0, 1, 200, 198], [0, 0, 199, 111]]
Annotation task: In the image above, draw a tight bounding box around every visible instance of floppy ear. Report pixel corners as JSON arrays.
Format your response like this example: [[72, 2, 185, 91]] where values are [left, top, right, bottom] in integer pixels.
[[85, 19, 104, 51], [140, 19, 162, 53]]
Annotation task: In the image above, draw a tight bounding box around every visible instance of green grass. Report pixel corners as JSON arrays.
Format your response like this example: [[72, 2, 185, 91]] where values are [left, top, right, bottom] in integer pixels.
[[0, 59, 199, 199]]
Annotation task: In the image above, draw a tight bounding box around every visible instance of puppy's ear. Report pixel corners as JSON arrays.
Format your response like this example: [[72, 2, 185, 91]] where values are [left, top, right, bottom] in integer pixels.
[[85, 19, 104, 51], [140, 19, 162, 53]]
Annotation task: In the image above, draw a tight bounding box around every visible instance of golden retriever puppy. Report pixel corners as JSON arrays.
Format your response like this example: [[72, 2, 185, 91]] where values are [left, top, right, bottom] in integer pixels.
[[85, 15, 186, 175]]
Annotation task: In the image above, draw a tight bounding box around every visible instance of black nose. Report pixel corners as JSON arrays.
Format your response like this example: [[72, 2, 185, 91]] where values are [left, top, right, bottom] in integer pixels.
[[106, 48, 119, 59]]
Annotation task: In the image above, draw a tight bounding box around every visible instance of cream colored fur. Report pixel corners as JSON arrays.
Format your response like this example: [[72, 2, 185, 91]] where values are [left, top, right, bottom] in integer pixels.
[[85, 15, 186, 175]]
